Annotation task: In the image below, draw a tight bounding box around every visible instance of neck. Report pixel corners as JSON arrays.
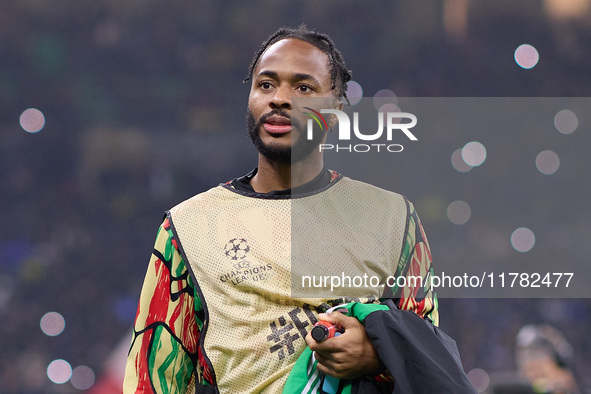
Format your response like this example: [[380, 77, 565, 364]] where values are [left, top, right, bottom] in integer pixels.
[[250, 153, 324, 193]]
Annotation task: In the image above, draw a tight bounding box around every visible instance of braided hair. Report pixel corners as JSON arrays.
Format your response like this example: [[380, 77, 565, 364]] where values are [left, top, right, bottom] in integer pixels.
[[244, 25, 352, 104]]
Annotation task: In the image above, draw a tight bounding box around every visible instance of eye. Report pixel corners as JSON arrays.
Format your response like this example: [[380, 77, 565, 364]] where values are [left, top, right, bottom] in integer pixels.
[[297, 84, 314, 93], [259, 81, 273, 90]]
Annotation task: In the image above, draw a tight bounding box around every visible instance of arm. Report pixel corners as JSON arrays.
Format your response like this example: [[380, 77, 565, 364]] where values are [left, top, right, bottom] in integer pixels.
[[361, 202, 475, 393], [305, 311, 382, 379], [123, 218, 202, 393], [304, 200, 437, 381], [391, 201, 438, 325]]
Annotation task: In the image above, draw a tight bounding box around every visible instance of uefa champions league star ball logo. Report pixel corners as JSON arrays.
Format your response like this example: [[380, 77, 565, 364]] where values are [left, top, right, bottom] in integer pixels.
[[224, 238, 250, 261], [220, 238, 273, 285]]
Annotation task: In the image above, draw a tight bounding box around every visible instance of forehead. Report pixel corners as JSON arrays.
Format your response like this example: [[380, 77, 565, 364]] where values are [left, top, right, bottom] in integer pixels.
[[253, 38, 331, 82]]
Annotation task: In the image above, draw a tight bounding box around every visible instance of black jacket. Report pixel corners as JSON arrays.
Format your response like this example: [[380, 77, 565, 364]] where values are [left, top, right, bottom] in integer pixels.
[[353, 299, 477, 394]]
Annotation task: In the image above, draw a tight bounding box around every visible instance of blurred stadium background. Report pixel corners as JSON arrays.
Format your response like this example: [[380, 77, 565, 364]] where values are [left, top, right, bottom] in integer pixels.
[[1, 0, 590, 392]]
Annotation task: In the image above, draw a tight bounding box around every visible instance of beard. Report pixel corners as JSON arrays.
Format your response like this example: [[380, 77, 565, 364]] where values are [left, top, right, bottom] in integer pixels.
[[246, 107, 326, 164]]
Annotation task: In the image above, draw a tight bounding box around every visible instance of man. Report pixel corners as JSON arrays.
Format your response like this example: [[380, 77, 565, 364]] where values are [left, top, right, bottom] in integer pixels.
[[488, 324, 584, 394], [124, 26, 469, 393], [514, 324, 580, 393]]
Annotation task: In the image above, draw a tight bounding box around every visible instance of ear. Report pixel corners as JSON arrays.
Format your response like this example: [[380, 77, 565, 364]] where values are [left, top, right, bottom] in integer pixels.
[[326, 113, 338, 130], [326, 97, 344, 129]]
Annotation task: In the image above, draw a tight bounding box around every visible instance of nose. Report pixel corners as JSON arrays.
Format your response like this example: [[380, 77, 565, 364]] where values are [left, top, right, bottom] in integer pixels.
[[270, 84, 291, 110]]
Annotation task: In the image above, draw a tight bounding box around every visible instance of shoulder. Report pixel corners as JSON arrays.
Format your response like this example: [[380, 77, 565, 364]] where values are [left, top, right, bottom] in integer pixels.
[[333, 176, 409, 208], [168, 184, 236, 216]]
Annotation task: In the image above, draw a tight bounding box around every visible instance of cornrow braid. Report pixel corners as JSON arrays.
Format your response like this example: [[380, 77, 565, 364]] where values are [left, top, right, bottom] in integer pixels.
[[244, 25, 353, 105]]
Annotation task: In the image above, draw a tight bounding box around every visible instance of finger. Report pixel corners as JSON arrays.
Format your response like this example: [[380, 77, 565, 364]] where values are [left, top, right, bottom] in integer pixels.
[[314, 358, 333, 376], [317, 312, 345, 324], [315, 347, 347, 365], [314, 352, 337, 373], [307, 331, 340, 351], [304, 331, 315, 348], [324, 311, 360, 329], [314, 352, 349, 379], [313, 351, 328, 365], [307, 334, 340, 352]]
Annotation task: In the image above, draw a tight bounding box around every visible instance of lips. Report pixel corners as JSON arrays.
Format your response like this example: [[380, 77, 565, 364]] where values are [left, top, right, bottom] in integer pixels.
[[263, 115, 291, 134]]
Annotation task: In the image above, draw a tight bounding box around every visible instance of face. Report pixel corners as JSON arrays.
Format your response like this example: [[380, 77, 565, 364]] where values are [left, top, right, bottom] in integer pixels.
[[247, 38, 338, 164], [518, 351, 577, 392]]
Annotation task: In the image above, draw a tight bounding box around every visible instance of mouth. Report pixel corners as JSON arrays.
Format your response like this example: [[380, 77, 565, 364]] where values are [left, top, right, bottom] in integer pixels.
[[263, 115, 291, 135]]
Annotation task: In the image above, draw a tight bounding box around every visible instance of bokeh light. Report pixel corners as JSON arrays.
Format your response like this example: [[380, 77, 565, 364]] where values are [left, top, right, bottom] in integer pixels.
[[373, 89, 397, 110], [40, 312, 66, 336], [93, 19, 120, 47], [554, 109, 578, 134], [514, 44, 539, 69], [461, 141, 487, 167], [19, 108, 46, 133], [447, 200, 472, 225], [378, 103, 402, 119], [346, 80, 363, 106], [47, 359, 72, 384], [511, 227, 536, 252], [467, 368, 490, 393], [71, 366, 95, 390], [536, 150, 560, 175], [451, 148, 473, 172]]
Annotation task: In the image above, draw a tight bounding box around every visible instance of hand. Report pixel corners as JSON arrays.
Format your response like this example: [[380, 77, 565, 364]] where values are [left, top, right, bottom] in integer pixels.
[[305, 312, 382, 379]]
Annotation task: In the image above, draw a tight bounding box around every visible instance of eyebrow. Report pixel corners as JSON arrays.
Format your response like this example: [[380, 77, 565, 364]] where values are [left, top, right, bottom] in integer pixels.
[[256, 70, 321, 86]]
